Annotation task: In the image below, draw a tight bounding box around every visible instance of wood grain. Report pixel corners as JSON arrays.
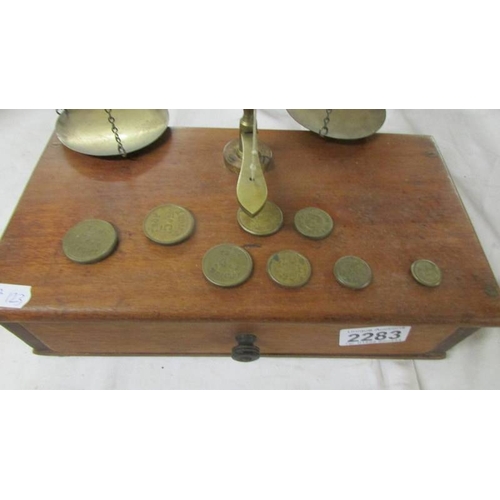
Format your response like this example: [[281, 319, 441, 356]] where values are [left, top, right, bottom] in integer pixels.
[[19, 321, 454, 358], [1, 128, 499, 357]]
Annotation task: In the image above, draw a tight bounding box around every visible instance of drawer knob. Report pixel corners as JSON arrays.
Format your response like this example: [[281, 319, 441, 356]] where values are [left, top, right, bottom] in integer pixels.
[[231, 334, 260, 362]]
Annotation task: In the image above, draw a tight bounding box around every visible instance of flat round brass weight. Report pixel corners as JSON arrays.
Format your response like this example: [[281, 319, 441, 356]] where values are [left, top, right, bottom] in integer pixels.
[[202, 244, 253, 288], [62, 219, 118, 264], [334, 256, 373, 290], [143, 204, 195, 245], [411, 260, 442, 287], [267, 250, 312, 288], [294, 207, 334, 240], [237, 201, 284, 236]]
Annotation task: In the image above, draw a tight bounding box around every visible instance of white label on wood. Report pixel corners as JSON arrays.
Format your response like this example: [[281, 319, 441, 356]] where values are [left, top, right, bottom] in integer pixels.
[[0, 284, 32, 309], [339, 326, 411, 346]]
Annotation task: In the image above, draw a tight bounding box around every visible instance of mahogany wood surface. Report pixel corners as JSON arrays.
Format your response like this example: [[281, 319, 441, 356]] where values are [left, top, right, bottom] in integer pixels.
[[1, 127, 499, 357], [20, 321, 454, 358]]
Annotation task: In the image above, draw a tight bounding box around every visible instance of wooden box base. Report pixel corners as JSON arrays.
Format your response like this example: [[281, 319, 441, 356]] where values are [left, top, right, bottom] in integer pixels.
[[1, 128, 499, 360]]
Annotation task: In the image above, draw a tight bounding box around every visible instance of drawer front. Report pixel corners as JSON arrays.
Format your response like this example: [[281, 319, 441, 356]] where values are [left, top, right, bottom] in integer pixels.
[[22, 321, 458, 358]]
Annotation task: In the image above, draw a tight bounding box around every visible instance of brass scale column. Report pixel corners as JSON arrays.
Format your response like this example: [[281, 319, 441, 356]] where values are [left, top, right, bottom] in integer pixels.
[[223, 109, 387, 217], [223, 109, 272, 217], [55, 109, 386, 218]]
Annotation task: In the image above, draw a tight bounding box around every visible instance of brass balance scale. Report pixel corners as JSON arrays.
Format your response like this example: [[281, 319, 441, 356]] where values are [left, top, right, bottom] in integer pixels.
[[56, 109, 390, 289], [0, 109, 499, 360]]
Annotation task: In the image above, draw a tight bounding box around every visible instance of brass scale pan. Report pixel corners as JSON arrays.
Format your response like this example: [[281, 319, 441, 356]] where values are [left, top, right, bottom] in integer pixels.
[[287, 109, 386, 140], [55, 109, 169, 156]]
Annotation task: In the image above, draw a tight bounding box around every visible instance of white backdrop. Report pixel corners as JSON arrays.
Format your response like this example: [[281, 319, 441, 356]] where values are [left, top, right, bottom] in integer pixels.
[[0, 109, 499, 389]]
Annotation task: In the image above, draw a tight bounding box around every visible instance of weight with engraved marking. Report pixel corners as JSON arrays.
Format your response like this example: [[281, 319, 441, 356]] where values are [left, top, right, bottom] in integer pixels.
[[143, 204, 195, 245], [237, 201, 284, 236], [334, 256, 373, 290], [62, 219, 118, 264], [411, 259, 442, 287], [267, 250, 312, 288], [202, 244, 253, 288], [294, 207, 334, 240]]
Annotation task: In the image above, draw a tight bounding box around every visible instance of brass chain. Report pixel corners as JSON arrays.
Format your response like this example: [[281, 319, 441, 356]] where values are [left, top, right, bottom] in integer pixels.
[[319, 109, 333, 138], [104, 109, 127, 157]]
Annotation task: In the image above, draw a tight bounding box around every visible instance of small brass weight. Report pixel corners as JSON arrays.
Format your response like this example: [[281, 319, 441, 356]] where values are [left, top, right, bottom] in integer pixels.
[[224, 110, 272, 217]]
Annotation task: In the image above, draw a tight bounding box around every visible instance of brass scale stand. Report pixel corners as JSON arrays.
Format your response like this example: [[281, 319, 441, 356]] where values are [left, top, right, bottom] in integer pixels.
[[1, 109, 499, 360], [55, 109, 386, 216]]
